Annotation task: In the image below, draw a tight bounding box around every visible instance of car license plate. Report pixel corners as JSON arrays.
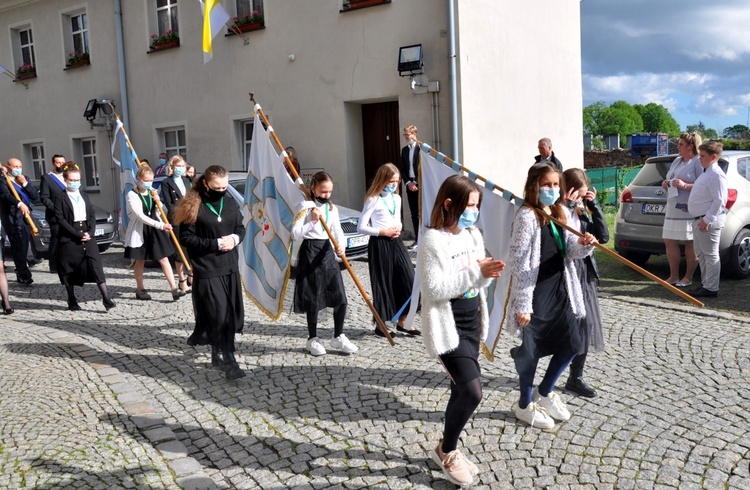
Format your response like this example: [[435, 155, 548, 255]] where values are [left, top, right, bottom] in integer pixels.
[[641, 203, 665, 215], [95, 228, 104, 236], [347, 235, 369, 248]]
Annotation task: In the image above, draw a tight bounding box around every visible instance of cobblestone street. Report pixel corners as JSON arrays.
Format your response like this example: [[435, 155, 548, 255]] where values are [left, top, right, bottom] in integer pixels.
[[1, 245, 749, 489]]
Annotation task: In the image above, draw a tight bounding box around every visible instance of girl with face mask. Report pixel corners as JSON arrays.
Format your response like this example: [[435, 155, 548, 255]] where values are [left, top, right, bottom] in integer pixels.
[[174, 165, 246, 380], [159, 156, 192, 293], [52, 162, 115, 311], [418, 174, 505, 487], [291, 172, 358, 357], [357, 163, 418, 338], [505, 163, 597, 429], [124, 164, 180, 301]]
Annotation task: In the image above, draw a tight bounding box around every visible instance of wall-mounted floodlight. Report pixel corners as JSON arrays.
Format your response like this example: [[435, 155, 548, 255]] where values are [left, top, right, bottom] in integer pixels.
[[398, 44, 423, 76], [98, 98, 114, 115], [83, 99, 98, 120]]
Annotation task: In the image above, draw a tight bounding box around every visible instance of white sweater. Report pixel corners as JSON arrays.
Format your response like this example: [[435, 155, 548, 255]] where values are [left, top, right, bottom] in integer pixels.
[[124, 190, 167, 248], [418, 227, 492, 357]]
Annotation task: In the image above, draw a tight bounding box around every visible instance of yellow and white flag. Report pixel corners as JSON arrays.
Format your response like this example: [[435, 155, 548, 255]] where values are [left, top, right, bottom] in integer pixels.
[[200, 0, 230, 63]]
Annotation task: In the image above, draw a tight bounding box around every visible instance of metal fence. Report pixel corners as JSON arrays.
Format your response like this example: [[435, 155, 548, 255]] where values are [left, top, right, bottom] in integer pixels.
[[584, 165, 643, 207]]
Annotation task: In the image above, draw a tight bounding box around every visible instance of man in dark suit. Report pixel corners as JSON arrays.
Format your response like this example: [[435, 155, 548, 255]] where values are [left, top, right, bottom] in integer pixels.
[[534, 137, 563, 172], [399, 124, 420, 248], [0, 158, 40, 285], [40, 154, 67, 273]]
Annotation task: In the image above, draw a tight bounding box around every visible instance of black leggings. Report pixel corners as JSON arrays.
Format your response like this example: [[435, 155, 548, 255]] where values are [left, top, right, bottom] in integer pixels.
[[442, 377, 483, 454], [306, 304, 346, 339]]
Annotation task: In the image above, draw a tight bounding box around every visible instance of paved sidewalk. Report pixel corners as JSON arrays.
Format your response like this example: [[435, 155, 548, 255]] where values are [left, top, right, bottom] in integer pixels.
[[1, 246, 749, 489]]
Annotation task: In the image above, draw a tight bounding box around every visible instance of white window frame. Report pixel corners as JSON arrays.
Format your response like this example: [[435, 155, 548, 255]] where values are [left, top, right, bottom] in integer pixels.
[[155, 0, 179, 37], [80, 138, 100, 190], [70, 12, 89, 55], [19, 27, 35, 66], [9, 21, 35, 71], [60, 5, 89, 64], [20, 140, 45, 179], [158, 125, 188, 160], [235, 0, 264, 18]]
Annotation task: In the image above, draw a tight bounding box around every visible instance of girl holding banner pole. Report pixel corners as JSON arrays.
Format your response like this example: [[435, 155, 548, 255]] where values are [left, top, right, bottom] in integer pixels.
[[357, 163, 419, 338], [506, 163, 596, 429], [158, 155, 192, 293], [419, 174, 504, 487]]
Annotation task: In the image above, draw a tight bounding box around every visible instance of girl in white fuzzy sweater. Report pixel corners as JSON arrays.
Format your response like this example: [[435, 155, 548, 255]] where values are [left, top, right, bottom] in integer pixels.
[[418, 175, 505, 487], [506, 163, 597, 429]]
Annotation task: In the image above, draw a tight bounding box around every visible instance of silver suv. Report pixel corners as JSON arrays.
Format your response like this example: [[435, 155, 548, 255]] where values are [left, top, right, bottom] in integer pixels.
[[614, 151, 750, 278]]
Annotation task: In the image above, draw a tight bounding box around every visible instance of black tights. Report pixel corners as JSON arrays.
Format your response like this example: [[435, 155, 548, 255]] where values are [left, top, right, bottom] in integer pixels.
[[442, 377, 483, 454], [306, 304, 346, 339], [66, 283, 110, 302]]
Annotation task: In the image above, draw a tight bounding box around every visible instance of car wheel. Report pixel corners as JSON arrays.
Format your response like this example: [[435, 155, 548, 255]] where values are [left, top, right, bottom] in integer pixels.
[[725, 228, 750, 279], [621, 250, 650, 267]]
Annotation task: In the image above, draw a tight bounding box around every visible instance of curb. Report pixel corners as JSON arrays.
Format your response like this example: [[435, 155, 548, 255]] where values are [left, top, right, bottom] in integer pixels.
[[600, 292, 750, 324]]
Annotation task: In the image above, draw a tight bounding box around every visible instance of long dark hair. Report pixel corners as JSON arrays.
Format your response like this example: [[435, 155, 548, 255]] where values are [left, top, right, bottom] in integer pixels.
[[428, 175, 481, 229], [310, 171, 334, 211], [524, 162, 566, 226], [173, 165, 228, 225]]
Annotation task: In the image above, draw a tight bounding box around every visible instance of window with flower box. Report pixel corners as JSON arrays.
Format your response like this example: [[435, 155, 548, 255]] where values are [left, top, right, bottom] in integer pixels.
[[341, 0, 391, 12], [148, 0, 180, 50], [229, 0, 264, 34], [10, 25, 36, 78], [62, 7, 90, 68]]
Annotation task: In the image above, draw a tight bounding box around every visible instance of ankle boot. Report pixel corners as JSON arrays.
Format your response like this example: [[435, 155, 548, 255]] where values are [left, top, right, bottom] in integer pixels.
[[224, 352, 246, 380], [102, 296, 116, 310], [68, 298, 82, 311], [211, 347, 228, 371], [565, 364, 596, 398]]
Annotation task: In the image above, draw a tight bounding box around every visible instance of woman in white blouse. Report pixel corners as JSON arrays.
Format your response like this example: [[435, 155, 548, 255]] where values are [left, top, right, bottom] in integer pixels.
[[357, 163, 418, 337], [53, 162, 115, 311]]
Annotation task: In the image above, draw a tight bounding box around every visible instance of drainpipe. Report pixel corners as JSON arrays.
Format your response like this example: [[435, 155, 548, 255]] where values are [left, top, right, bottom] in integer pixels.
[[447, 0, 459, 158], [114, 0, 130, 130]]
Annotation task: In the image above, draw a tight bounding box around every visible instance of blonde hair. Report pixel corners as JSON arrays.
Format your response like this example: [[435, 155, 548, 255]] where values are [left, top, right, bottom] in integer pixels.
[[679, 132, 703, 156], [364, 163, 400, 202], [166, 155, 186, 176], [403, 125, 417, 135]]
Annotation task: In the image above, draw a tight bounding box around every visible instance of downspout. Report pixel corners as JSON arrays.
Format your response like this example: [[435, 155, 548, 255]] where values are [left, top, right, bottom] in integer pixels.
[[447, 0, 459, 158], [114, 0, 129, 130]]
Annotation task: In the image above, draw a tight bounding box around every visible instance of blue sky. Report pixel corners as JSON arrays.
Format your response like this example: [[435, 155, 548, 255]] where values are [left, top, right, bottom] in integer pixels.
[[580, 0, 750, 133]]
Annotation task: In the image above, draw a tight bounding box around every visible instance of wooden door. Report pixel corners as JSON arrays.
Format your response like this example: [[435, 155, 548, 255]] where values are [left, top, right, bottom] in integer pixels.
[[361, 101, 400, 188]]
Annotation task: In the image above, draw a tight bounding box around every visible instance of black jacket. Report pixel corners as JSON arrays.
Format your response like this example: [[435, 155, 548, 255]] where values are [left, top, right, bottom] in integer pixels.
[[399, 143, 421, 186], [0, 175, 39, 228], [40, 173, 67, 222], [534, 152, 563, 172], [53, 191, 96, 244], [566, 198, 609, 281]]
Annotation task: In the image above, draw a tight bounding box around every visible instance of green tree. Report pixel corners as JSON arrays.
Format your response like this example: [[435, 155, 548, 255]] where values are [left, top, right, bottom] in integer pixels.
[[634, 103, 681, 136], [722, 124, 750, 139], [583, 101, 607, 135], [599, 101, 643, 146]]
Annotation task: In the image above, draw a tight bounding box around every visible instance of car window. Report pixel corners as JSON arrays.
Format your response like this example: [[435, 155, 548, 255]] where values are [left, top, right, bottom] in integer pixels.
[[230, 179, 245, 195], [630, 161, 671, 186], [738, 158, 750, 182], [718, 158, 729, 174]]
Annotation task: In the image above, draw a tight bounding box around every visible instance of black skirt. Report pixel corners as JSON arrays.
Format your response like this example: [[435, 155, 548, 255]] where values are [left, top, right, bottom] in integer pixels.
[[439, 297, 482, 385], [57, 221, 106, 287], [293, 239, 347, 313], [124, 224, 175, 260], [367, 235, 415, 321], [193, 271, 244, 351]]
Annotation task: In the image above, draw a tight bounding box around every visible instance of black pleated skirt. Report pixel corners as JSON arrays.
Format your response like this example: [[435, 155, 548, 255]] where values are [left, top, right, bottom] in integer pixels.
[[124, 224, 174, 261], [293, 239, 347, 313], [193, 272, 245, 350], [57, 223, 106, 287], [367, 235, 415, 321]]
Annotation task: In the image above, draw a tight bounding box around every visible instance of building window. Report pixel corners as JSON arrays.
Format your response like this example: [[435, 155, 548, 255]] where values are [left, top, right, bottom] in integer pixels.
[[70, 13, 89, 55], [239, 119, 254, 171], [157, 0, 179, 37], [22, 143, 45, 179], [61, 7, 89, 65], [236, 0, 264, 18], [81, 139, 100, 189], [19, 28, 35, 66], [163, 128, 187, 158]]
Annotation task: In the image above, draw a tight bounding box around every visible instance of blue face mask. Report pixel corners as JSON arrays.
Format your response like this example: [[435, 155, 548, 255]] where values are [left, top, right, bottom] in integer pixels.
[[10, 168, 22, 177], [67, 181, 81, 191], [458, 209, 479, 229], [383, 184, 397, 194], [159, 158, 167, 166], [173, 167, 185, 177], [538, 187, 560, 206], [141, 182, 153, 191]]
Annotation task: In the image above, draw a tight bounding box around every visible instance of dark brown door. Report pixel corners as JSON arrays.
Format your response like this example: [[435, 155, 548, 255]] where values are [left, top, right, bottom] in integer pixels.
[[362, 101, 400, 188]]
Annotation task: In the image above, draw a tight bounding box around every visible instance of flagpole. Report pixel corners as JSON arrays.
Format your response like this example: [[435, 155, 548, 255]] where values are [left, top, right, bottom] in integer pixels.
[[107, 105, 192, 272], [0, 163, 39, 236], [249, 93, 395, 346], [417, 141, 704, 309]]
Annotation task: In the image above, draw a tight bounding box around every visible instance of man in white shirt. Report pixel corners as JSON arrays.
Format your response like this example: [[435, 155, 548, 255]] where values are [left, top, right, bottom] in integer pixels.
[[399, 125, 420, 248], [687, 141, 727, 298]]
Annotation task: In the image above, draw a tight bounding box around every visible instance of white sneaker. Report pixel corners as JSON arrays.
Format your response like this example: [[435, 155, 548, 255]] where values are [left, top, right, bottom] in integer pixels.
[[330, 334, 358, 354], [514, 401, 555, 428], [534, 389, 571, 421], [306, 337, 326, 356]]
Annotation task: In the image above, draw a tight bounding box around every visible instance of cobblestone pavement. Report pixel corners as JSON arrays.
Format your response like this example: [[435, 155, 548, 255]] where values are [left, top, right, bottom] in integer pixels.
[[1, 245, 749, 489]]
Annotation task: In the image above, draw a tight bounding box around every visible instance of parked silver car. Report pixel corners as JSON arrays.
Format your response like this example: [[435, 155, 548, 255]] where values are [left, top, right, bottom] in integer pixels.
[[614, 151, 750, 278]]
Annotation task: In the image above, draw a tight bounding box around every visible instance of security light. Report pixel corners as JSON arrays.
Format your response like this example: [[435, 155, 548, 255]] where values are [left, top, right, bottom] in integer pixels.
[[83, 99, 98, 120], [398, 44, 423, 76]]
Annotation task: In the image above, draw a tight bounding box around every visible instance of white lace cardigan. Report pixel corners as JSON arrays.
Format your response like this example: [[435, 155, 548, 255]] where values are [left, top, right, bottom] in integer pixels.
[[418, 227, 492, 357], [504, 206, 593, 337]]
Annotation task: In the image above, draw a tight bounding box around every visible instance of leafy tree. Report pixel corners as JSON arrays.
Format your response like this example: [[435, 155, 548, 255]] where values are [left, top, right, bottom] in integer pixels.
[[599, 101, 643, 146], [686, 121, 719, 139], [722, 124, 750, 139], [583, 101, 607, 135], [634, 103, 680, 136]]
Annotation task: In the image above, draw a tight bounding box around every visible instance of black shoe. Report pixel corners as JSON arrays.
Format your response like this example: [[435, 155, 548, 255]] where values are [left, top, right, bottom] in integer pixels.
[[396, 326, 422, 336], [68, 300, 82, 311], [16, 277, 33, 286], [3, 308, 14, 315], [690, 287, 718, 298], [103, 297, 116, 310], [27, 258, 43, 267], [211, 350, 229, 371], [374, 327, 397, 338], [224, 352, 246, 380], [565, 376, 597, 398]]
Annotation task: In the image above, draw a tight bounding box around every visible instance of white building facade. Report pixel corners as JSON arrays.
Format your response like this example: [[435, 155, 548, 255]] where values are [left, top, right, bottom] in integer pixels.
[[0, 0, 583, 232]]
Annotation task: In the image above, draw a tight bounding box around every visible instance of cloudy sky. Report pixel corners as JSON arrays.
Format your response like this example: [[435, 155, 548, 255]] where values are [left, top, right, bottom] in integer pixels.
[[580, 0, 750, 133]]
